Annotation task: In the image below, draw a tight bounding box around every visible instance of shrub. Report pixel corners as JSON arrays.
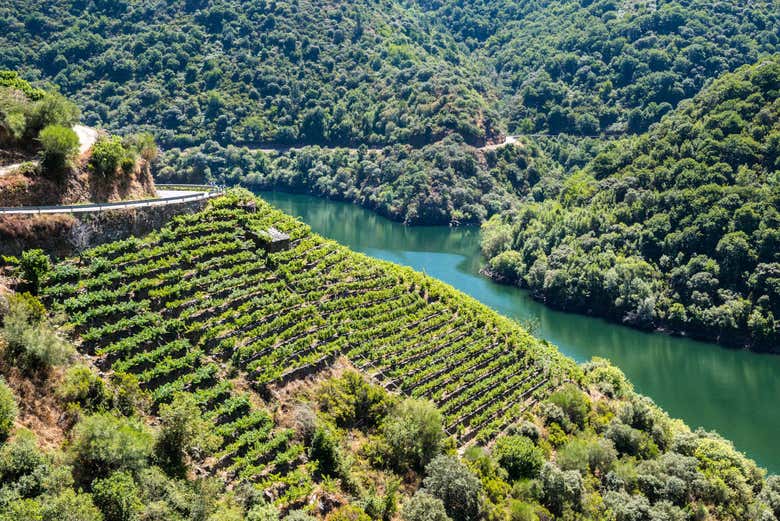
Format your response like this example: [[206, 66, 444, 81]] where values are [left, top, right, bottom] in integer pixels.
[[155, 392, 221, 477], [0, 428, 48, 488], [506, 500, 538, 521], [90, 136, 129, 177], [247, 502, 280, 521], [283, 512, 316, 521], [58, 365, 110, 413], [0, 378, 17, 440], [492, 435, 545, 481], [539, 463, 583, 517], [40, 490, 104, 521], [324, 505, 371, 521], [19, 250, 51, 295], [401, 491, 452, 521], [1, 293, 73, 374], [547, 384, 591, 430], [423, 455, 483, 521], [92, 471, 143, 521], [38, 124, 79, 171], [69, 413, 153, 484], [109, 372, 149, 417], [318, 370, 393, 430], [29, 92, 80, 135], [377, 398, 445, 473]]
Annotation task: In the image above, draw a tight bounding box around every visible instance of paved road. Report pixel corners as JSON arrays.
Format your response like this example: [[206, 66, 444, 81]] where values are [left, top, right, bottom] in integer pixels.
[[0, 188, 222, 215]]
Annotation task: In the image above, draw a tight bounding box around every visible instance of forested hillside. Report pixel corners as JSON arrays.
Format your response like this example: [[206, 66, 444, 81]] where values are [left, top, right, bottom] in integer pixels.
[[0, 0, 498, 148], [418, 0, 780, 135], [5, 0, 778, 224], [482, 57, 780, 351], [0, 190, 776, 520], [156, 137, 563, 224]]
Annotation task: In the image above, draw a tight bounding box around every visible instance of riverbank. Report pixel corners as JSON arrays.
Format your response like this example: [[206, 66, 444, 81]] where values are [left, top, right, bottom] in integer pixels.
[[478, 267, 763, 353], [257, 189, 780, 474]]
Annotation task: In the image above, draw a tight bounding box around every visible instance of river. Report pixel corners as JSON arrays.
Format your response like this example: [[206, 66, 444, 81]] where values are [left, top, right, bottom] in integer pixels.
[[258, 190, 780, 474]]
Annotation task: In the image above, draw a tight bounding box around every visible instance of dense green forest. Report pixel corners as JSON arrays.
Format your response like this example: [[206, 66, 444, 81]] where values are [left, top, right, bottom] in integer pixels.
[[0, 190, 777, 520], [0, 0, 498, 148], [156, 137, 563, 224], [482, 57, 780, 351], [4, 0, 778, 224], [417, 0, 780, 135]]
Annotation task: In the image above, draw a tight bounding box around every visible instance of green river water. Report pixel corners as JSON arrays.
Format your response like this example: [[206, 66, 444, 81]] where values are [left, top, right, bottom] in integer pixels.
[[258, 190, 780, 474]]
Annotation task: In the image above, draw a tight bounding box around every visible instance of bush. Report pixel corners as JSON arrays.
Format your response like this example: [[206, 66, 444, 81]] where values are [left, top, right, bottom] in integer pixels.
[[324, 505, 371, 521], [0, 428, 48, 488], [92, 471, 143, 521], [492, 435, 545, 481], [539, 463, 583, 517], [19, 250, 51, 295], [401, 491, 452, 521], [41, 490, 104, 521], [247, 502, 280, 521], [0, 378, 17, 440], [423, 455, 483, 521], [377, 398, 445, 473], [318, 370, 393, 430], [58, 365, 110, 413], [547, 385, 591, 431], [283, 512, 316, 521], [29, 92, 80, 135], [1, 293, 73, 374], [38, 124, 79, 171], [69, 413, 153, 484], [155, 392, 221, 477], [90, 136, 130, 177]]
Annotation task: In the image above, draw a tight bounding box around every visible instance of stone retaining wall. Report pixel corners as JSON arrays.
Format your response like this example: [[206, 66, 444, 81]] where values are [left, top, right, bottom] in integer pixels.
[[0, 197, 211, 258]]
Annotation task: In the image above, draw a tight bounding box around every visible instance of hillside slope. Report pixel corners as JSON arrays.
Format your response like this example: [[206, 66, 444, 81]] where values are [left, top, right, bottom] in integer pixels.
[[5, 189, 771, 519], [481, 57, 780, 350], [0, 0, 498, 148], [418, 0, 780, 135], [0, 71, 157, 207]]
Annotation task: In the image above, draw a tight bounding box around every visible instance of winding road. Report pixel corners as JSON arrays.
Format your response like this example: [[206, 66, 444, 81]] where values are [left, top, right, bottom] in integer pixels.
[[0, 187, 223, 215], [248, 135, 522, 155]]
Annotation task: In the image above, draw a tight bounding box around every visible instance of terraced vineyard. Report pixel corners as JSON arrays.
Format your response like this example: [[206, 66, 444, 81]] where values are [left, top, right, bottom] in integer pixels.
[[41, 191, 574, 505]]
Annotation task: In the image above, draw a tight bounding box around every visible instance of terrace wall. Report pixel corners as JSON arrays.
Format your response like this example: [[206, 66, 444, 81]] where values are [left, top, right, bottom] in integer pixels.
[[0, 197, 211, 258]]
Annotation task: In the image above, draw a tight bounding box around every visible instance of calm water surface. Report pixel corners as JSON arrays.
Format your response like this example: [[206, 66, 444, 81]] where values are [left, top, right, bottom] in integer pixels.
[[258, 190, 780, 474]]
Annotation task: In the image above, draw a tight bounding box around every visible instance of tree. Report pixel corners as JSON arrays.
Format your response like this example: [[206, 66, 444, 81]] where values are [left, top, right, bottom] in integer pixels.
[[377, 398, 445, 473], [492, 435, 544, 481], [539, 463, 583, 517], [38, 124, 79, 171], [29, 92, 80, 135], [155, 392, 221, 477], [423, 455, 483, 521], [401, 491, 452, 521]]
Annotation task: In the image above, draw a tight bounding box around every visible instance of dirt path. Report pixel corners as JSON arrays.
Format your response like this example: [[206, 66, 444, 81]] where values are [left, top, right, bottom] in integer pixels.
[[0, 125, 99, 177]]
